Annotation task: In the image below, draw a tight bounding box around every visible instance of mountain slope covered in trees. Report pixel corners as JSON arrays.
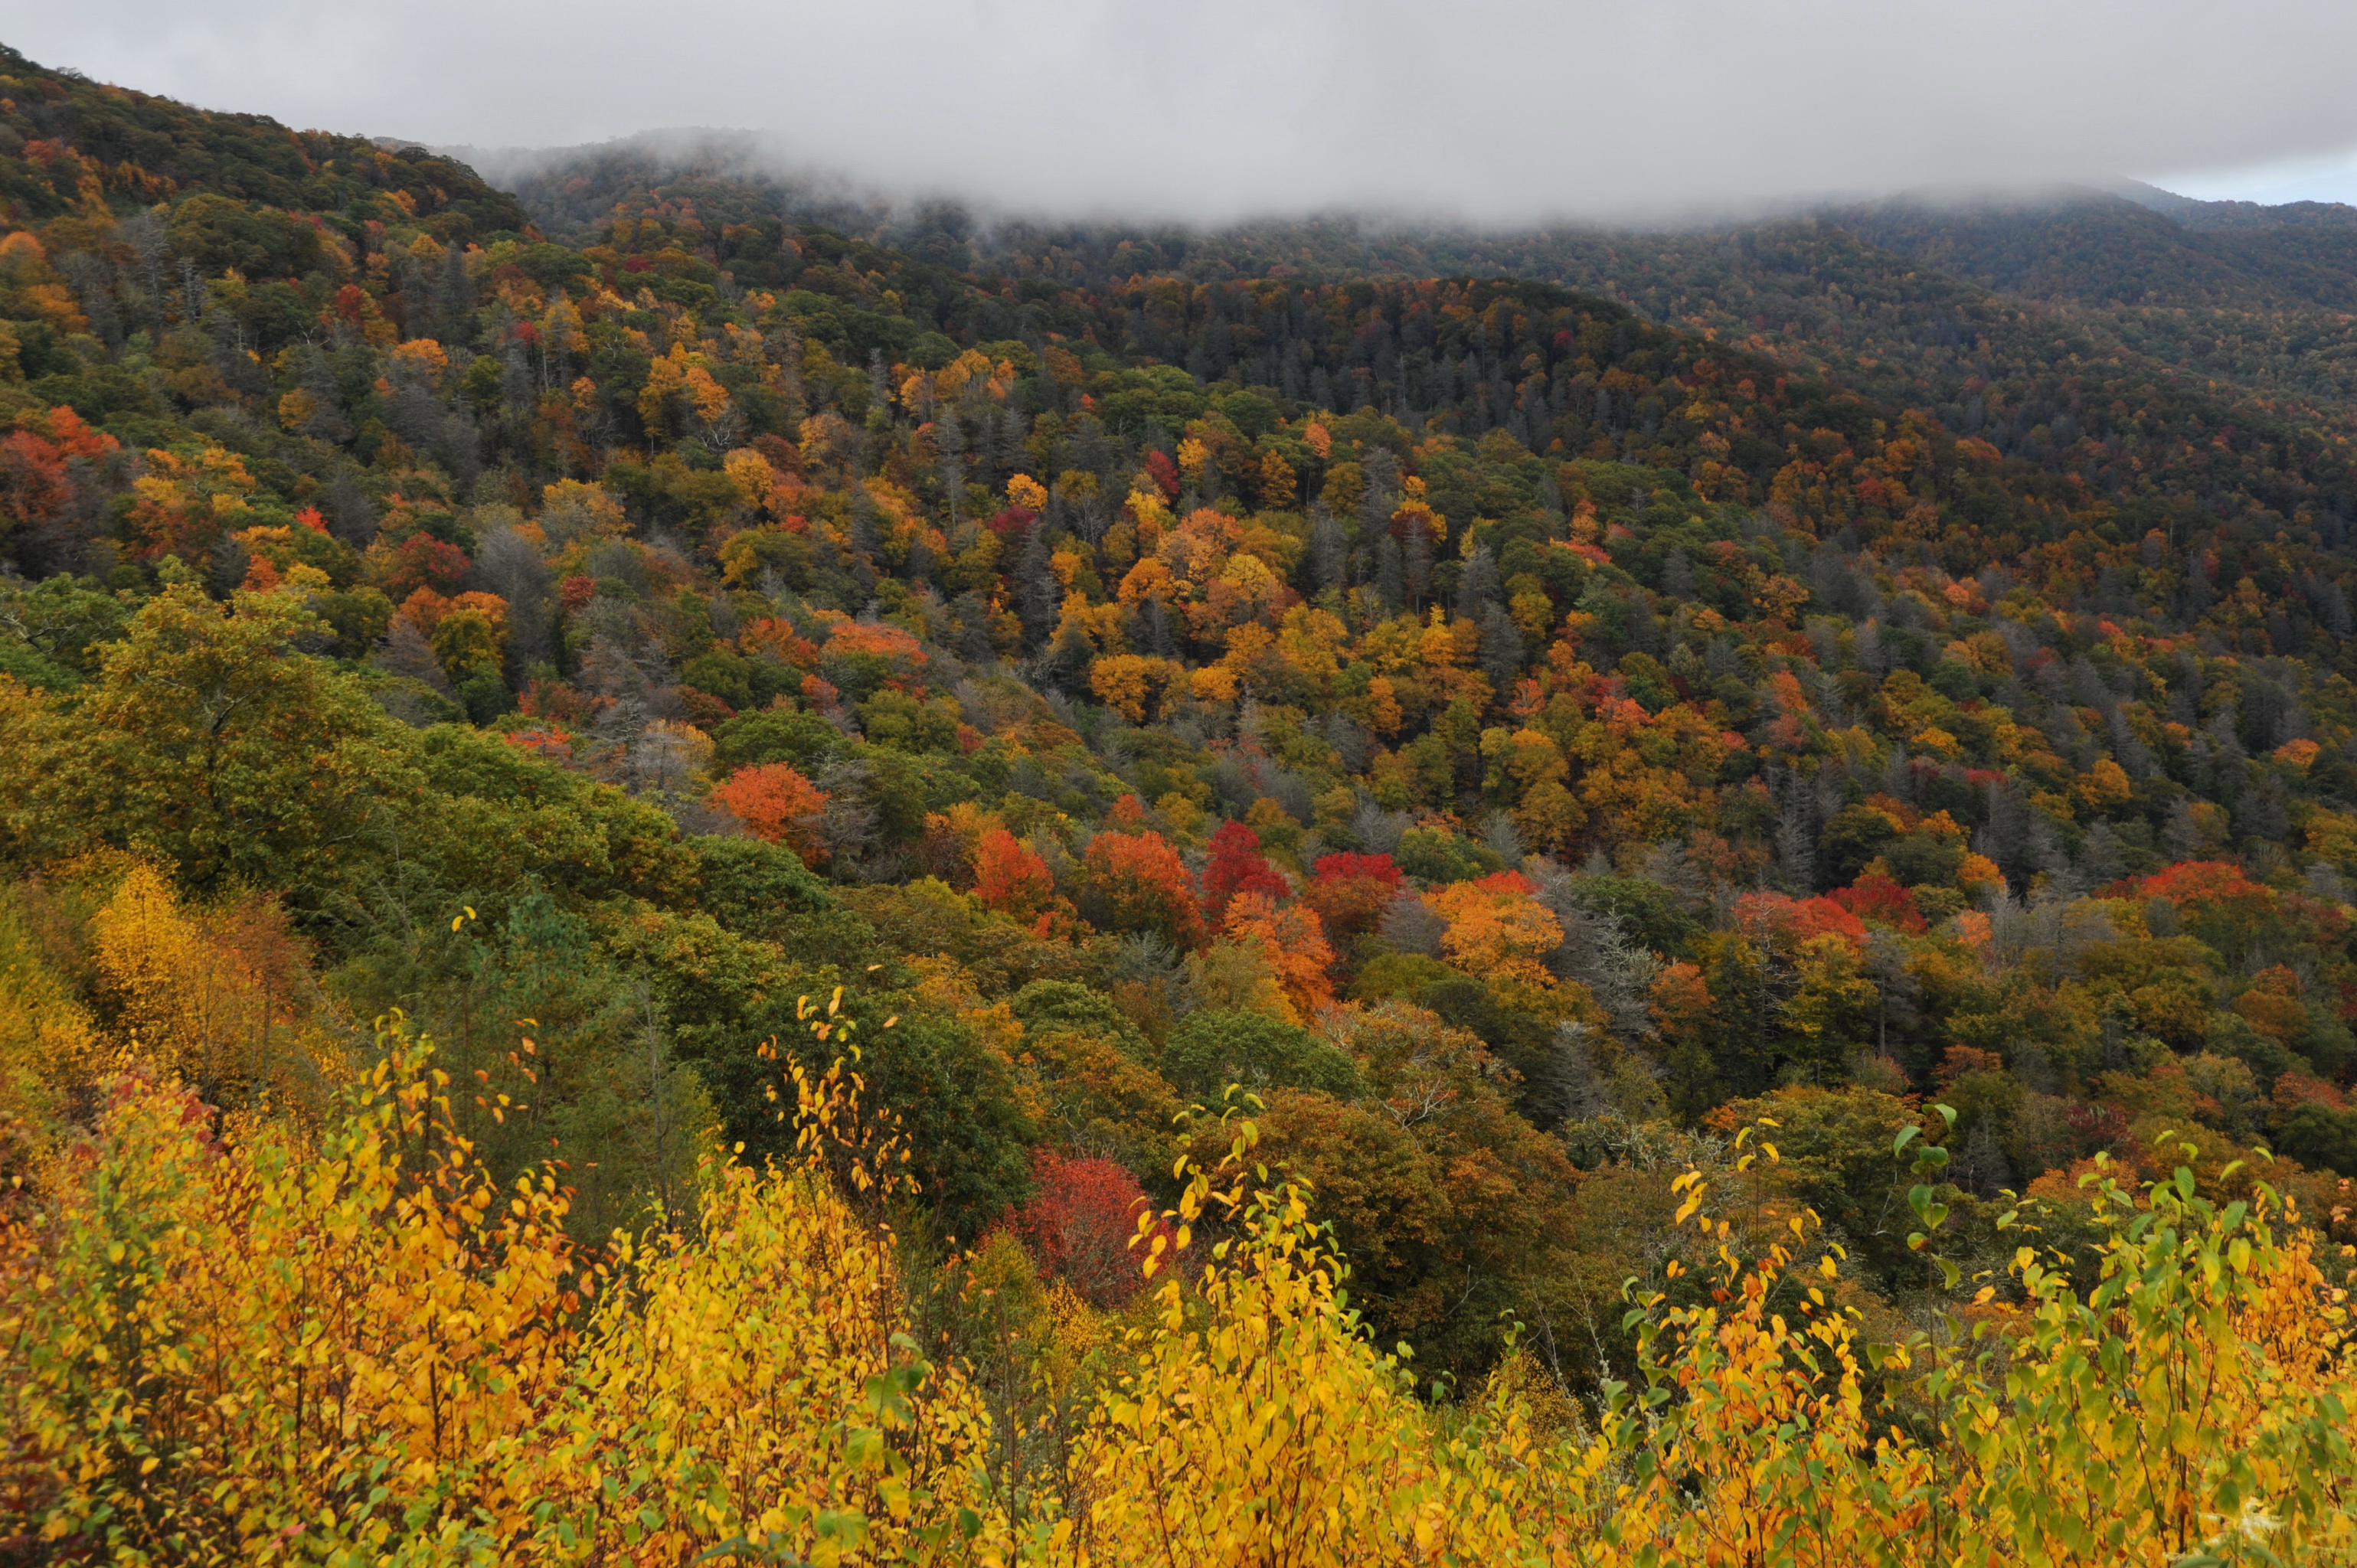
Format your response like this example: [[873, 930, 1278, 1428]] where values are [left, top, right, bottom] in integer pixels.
[[498, 132, 2357, 410], [5, 44, 2357, 1563]]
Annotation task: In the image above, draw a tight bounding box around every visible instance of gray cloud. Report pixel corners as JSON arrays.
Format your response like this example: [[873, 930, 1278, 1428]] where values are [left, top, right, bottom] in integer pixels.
[[15, 1, 2357, 220]]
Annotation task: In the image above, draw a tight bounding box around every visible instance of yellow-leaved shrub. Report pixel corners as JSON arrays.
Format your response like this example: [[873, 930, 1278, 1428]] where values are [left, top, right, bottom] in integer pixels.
[[0, 874, 103, 1146], [87, 857, 345, 1118], [1035, 1109, 2357, 1566], [8, 1008, 2357, 1566], [0, 995, 1009, 1567], [0, 1023, 580, 1564], [1047, 1098, 1524, 1565], [503, 1004, 1008, 1567]]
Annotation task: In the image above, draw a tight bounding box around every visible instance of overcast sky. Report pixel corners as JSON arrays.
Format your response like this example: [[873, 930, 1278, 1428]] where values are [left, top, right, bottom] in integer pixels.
[[15, 2, 2357, 220]]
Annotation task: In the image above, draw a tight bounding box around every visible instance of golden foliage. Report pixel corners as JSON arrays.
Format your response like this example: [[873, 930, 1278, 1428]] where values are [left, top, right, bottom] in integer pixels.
[[1427, 871, 1564, 995], [0, 876, 103, 1139], [11, 1008, 2357, 1564], [1, 1021, 582, 1564], [1087, 654, 1185, 723], [505, 1040, 1005, 1566], [90, 860, 340, 1115], [1047, 1100, 1525, 1566], [1039, 1112, 2357, 1566], [1219, 891, 1335, 1024], [0, 998, 1011, 1566]]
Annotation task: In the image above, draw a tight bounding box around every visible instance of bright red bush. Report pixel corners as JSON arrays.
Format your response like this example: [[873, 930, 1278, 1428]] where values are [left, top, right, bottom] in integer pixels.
[[1313, 852, 1403, 889], [1202, 820, 1290, 929], [1305, 851, 1403, 939], [1144, 448, 1181, 498], [999, 1148, 1165, 1307], [1826, 872, 1927, 933]]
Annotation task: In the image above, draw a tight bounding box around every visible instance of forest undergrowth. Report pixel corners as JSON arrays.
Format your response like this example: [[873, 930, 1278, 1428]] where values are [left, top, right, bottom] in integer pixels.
[[5, 995, 2352, 1564]]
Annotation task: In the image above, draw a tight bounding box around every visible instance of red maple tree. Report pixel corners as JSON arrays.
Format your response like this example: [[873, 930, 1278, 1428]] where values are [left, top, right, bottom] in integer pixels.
[[1826, 871, 1927, 933], [1081, 828, 1205, 949], [1202, 819, 1290, 930], [1304, 851, 1404, 940], [999, 1148, 1167, 1307]]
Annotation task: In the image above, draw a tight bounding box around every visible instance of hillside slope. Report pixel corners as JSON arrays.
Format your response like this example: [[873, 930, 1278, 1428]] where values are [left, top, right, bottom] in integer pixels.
[[2, 28, 2356, 1445], [8, 41, 2357, 1563]]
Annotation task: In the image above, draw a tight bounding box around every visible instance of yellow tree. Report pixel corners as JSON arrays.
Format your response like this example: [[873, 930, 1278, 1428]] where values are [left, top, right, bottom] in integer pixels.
[[1087, 654, 1185, 723], [90, 859, 341, 1113]]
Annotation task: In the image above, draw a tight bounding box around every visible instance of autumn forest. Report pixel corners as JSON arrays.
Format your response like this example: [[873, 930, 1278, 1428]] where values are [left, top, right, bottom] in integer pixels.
[[3, 41, 2357, 1565]]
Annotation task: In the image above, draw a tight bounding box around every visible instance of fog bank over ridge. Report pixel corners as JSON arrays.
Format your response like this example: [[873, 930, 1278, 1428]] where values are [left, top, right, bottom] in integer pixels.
[[453, 128, 2216, 239]]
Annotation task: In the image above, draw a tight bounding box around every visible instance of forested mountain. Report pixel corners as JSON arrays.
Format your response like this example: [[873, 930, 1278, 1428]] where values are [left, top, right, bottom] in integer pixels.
[[6, 43, 2357, 1563], [502, 129, 2357, 491]]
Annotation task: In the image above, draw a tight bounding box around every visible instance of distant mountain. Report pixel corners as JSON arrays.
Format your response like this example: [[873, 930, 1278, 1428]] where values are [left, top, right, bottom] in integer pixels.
[[1836, 188, 2357, 310], [447, 130, 901, 247], [463, 131, 2357, 431]]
